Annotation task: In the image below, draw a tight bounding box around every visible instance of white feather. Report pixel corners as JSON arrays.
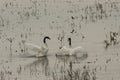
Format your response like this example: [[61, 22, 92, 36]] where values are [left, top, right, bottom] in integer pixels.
[[24, 42, 48, 57], [58, 46, 87, 56]]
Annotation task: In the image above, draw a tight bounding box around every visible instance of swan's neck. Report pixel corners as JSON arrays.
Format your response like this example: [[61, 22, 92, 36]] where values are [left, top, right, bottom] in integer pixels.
[[44, 42, 48, 48], [68, 38, 72, 48], [43, 38, 46, 44], [69, 45, 72, 48], [43, 38, 47, 48]]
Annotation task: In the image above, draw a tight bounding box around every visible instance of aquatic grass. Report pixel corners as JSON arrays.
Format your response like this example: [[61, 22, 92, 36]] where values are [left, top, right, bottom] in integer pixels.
[[52, 64, 97, 80]]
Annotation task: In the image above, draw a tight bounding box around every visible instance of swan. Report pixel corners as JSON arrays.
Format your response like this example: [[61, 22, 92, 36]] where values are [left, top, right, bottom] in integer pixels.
[[23, 36, 51, 57], [57, 38, 87, 56]]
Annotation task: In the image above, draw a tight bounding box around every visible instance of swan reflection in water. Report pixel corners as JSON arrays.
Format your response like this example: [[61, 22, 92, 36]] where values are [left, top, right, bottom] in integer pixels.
[[54, 52, 88, 74], [16, 48, 88, 79], [24, 56, 50, 76], [56, 52, 88, 63]]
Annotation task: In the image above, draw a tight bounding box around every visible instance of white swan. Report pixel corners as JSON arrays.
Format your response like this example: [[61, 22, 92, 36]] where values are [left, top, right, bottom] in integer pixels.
[[57, 38, 87, 56], [23, 36, 51, 57]]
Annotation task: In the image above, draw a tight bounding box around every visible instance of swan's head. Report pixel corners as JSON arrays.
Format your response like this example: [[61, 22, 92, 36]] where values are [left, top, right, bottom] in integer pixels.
[[43, 36, 51, 43], [68, 37, 71, 47]]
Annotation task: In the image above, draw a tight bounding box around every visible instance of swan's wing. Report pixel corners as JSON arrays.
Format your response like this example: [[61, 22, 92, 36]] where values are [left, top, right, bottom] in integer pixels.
[[72, 47, 87, 55], [73, 46, 84, 50], [25, 43, 42, 52]]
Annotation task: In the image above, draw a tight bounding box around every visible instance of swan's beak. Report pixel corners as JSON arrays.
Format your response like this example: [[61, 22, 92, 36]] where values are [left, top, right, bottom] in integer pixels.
[[48, 37, 51, 40]]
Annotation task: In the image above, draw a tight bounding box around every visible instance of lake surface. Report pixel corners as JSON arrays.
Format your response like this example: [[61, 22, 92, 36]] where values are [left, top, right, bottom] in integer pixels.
[[0, 43, 120, 80], [0, 0, 120, 80]]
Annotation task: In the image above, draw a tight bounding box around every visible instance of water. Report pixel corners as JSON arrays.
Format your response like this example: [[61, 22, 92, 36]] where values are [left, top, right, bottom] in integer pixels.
[[0, 44, 120, 80], [0, 0, 120, 80], [0, 52, 89, 80]]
